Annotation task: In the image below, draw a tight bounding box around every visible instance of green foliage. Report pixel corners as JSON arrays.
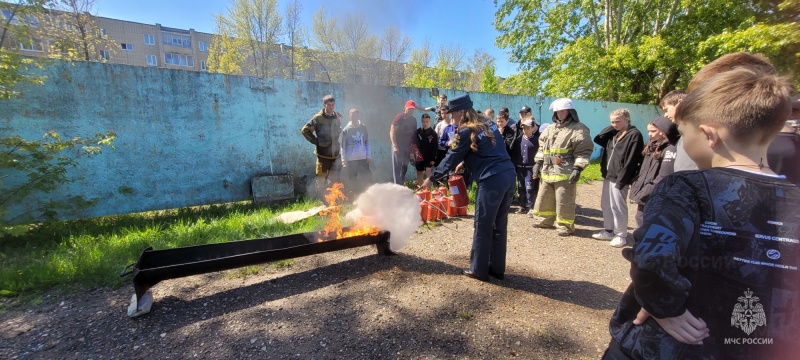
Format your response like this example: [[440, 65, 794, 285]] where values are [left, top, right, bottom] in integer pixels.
[[207, 0, 284, 77], [578, 160, 603, 184], [0, 0, 51, 99], [0, 199, 324, 296], [0, 131, 116, 234], [480, 63, 500, 93], [495, 0, 800, 103]]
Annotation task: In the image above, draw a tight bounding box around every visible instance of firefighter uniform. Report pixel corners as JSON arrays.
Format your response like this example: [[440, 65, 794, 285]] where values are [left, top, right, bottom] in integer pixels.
[[532, 99, 593, 236]]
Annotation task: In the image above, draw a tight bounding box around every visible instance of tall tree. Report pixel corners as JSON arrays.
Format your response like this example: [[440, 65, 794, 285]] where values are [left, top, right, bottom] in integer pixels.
[[433, 43, 465, 90], [402, 39, 435, 88], [208, 0, 283, 78], [44, 0, 116, 62], [379, 25, 411, 86], [310, 7, 378, 84], [282, 0, 306, 80], [480, 63, 500, 93], [495, 0, 800, 103], [465, 49, 495, 91]]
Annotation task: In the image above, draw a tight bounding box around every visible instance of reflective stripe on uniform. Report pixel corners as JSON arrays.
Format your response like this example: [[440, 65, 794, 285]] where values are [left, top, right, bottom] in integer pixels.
[[541, 173, 570, 182], [534, 210, 556, 216], [556, 217, 575, 225], [542, 148, 572, 155]]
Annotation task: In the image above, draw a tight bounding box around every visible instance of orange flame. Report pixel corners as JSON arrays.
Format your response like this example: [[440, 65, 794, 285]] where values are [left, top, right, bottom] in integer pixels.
[[318, 182, 379, 241]]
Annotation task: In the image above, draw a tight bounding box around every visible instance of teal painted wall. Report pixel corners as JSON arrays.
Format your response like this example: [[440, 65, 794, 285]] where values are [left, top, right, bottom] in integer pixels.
[[1, 61, 662, 222]]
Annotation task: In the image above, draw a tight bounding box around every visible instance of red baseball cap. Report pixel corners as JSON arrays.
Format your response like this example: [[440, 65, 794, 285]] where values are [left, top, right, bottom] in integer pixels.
[[405, 100, 416, 109]]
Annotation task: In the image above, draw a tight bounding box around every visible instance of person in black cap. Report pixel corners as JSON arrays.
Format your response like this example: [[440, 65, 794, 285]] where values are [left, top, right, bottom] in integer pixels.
[[420, 94, 515, 282], [629, 116, 679, 229], [767, 94, 800, 185]]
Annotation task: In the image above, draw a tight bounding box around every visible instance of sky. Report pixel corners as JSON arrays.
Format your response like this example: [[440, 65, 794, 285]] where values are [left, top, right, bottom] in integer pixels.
[[94, 0, 519, 77]]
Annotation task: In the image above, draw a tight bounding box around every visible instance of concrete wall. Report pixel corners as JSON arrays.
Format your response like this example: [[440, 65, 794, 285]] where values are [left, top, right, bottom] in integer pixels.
[[1, 61, 661, 222]]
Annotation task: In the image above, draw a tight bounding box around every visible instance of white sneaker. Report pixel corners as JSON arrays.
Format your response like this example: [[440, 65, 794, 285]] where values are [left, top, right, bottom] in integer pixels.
[[610, 236, 628, 248], [527, 209, 534, 218], [592, 231, 613, 240]]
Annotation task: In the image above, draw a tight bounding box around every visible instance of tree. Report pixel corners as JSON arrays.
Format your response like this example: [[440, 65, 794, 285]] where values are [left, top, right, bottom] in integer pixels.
[[495, 0, 800, 104], [208, 0, 283, 78], [1, 1, 116, 235], [480, 63, 500, 93], [282, 0, 307, 80], [465, 49, 495, 91], [433, 43, 465, 90], [310, 7, 378, 84], [402, 39, 435, 88], [1, 0, 49, 99], [379, 25, 411, 86], [44, 0, 116, 62]]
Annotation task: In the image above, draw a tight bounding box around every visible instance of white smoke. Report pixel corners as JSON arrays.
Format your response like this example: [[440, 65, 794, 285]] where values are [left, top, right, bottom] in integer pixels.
[[345, 183, 422, 251]]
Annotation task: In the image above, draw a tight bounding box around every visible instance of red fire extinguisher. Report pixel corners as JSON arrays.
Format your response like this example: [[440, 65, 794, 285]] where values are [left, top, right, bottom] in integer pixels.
[[448, 175, 469, 208]]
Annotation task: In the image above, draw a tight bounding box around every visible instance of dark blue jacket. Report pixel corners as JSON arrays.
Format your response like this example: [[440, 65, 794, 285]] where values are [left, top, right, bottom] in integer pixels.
[[430, 122, 514, 182]]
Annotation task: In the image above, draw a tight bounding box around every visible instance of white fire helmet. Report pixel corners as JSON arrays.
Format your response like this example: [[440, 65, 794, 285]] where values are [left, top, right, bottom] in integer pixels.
[[549, 98, 575, 112]]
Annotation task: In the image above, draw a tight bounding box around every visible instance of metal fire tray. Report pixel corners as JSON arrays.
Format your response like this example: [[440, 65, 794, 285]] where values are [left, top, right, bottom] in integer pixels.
[[121, 229, 392, 317]]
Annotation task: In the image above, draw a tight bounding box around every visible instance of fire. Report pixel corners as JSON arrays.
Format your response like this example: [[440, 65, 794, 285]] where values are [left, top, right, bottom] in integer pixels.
[[318, 182, 379, 241]]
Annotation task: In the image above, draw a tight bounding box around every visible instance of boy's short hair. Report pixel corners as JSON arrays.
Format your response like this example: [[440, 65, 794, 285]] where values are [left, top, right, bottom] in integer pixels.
[[439, 94, 448, 100], [676, 68, 792, 145], [421, 113, 430, 119], [349, 108, 359, 115], [610, 108, 631, 121], [322, 94, 335, 103], [660, 90, 686, 108], [687, 52, 775, 93], [497, 112, 508, 119]]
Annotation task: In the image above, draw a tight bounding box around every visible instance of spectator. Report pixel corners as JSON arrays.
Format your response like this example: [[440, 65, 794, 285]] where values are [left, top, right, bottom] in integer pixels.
[[604, 67, 799, 360], [485, 107, 495, 123], [628, 116, 679, 229], [390, 100, 419, 185], [434, 106, 452, 167], [531, 98, 593, 236], [592, 108, 645, 247], [673, 52, 777, 173], [415, 113, 438, 187], [511, 118, 540, 215], [301, 94, 343, 197], [767, 95, 800, 185], [420, 94, 515, 282], [496, 111, 515, 155], [339, 108, 373, 194]]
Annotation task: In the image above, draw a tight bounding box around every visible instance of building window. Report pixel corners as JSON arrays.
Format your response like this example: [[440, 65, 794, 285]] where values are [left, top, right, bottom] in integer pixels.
[[164, 53, 194, 67], [200, 60, 207, 70], [147, 54, 157, 66], [96, 28, 107, 38], [1, 9, 18, 24], [199, 41, 207, 52], [19, 38, 44, 52], [99, 49, 110, 61], [162, 32, 191, 48], [144, 34, 155, 45], [121, 43, 134, 51]]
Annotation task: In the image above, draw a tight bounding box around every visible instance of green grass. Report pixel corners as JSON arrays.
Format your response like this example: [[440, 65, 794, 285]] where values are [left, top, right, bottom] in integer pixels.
[[578, 160, 603, 184], [0, 199, 325, 297]]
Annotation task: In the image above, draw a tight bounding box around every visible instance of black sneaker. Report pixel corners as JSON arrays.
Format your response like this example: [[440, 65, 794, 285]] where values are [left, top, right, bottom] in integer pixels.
[[516, 207, 530, 214]]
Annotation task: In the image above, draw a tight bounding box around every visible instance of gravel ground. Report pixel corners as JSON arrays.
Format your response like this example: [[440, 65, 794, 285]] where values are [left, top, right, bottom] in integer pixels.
[[0, 181, 636, 360]]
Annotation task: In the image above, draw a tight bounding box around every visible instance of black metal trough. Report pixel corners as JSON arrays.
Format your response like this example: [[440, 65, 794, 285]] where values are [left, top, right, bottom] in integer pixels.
[[121, 229, 392, 317]]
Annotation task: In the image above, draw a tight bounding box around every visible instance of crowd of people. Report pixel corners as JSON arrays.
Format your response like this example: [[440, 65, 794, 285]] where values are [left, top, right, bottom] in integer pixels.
[[299, 51, 799, 359]]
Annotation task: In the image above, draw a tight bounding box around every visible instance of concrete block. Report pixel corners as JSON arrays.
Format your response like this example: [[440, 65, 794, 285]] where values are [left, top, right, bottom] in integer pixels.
[[251, 174, 294, 204]]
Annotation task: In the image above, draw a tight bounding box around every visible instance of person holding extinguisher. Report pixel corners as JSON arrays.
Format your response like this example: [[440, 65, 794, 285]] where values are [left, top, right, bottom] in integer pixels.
[[420, 94, 515, 282]]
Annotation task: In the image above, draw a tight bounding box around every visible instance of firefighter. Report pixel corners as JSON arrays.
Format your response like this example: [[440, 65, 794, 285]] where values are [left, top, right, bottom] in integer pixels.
[[531, 98, 594, 236]]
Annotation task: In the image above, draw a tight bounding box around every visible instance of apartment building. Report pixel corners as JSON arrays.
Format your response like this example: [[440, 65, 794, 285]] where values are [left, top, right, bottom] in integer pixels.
[[2, 5, 402, 85]]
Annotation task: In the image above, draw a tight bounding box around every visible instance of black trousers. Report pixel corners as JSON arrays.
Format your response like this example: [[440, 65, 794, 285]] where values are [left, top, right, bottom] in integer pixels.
[[515, 166, 539, 209], [344, 159, 372, 193]]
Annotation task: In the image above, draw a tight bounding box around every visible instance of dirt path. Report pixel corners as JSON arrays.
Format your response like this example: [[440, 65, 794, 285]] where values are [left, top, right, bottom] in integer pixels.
[[1, 181, 635, 359]]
